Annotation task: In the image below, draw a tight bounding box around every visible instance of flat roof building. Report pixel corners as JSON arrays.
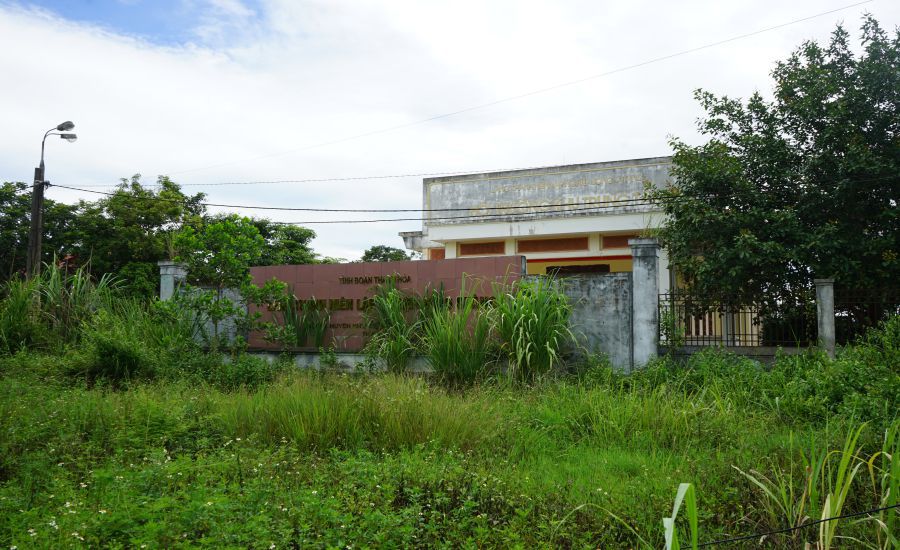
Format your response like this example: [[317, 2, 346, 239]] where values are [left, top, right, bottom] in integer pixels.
[[400, 156, 673, 293]]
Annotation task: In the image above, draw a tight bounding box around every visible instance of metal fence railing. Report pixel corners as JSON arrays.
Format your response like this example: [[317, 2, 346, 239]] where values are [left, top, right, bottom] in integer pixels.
[[658, 293, 817, 348], [834, 288, 900, 345]]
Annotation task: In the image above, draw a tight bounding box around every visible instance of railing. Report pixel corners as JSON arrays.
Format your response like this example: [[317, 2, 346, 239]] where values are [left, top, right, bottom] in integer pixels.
[[834, 288, 900, 345], [658, 293, 816, 348]]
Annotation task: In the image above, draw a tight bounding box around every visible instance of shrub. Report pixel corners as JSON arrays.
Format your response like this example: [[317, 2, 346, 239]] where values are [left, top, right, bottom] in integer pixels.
[[73, 310, 157, 385], [777, 318, 900, 431], [206, 353, 290, 391]]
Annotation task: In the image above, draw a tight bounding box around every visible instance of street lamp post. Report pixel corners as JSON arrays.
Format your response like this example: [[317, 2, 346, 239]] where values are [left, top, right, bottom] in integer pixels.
[[25, 121, 77, 278]]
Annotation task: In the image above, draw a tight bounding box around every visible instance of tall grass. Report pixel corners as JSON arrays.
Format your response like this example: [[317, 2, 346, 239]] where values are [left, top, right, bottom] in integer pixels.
[[0, 277, 42, 353], [220, 373, 502, 451], [421, 290, 494, 385], [491, 277, 574, 382], [0, 263, 118, 353], [363, 280, 418, 373], [271, 292, 330, 349]]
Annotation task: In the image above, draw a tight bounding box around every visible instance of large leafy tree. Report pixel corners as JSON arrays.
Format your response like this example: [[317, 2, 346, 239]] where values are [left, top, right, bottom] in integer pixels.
[[0, 182, 79, 278], [651, 16, 899, 308], [67, 175, 206, 297], [247, 219, 318, 266], [361, 245, 412, 262]]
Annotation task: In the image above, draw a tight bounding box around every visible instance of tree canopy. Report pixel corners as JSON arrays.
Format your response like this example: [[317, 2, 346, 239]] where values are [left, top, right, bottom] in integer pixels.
[[650, 16, 899, 308], [0, 175, 325, 297], [361, 245, 412, 263]]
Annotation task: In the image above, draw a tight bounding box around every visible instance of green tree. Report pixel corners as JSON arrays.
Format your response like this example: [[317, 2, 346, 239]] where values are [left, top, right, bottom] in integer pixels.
[[361, 245, 412, 263], [650, 16, 899, 308], [246, 218, 318, 266], [0, 182, 79, 278], [174, 214, 266, 348], [67, 175, 206, 296]]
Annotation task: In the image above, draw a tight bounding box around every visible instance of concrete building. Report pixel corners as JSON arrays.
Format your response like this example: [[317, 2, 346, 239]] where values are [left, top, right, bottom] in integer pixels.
[[400, 156, 673, 294]]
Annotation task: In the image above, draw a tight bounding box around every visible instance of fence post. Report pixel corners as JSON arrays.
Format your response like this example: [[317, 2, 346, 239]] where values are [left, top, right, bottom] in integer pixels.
[[814, 279, 836, 358], [630, 238, 660, 369], [158, 260, 187, 301]]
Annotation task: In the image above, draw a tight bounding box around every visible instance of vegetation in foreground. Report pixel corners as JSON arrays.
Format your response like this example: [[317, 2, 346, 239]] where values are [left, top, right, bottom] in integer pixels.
[[0, 267, 898, 548]]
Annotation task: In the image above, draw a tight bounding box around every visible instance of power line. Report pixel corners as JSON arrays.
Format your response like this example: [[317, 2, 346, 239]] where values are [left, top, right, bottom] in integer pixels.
[[163, 0, 873, 176], [697, 503, 900, 547], [50, 183, 664, 213], [49, 173, 897, 220], [272, 202, 669, 224]]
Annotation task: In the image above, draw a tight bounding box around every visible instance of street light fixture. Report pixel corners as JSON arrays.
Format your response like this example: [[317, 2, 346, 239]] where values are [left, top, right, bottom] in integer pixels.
[[25, 121, 77, 277]]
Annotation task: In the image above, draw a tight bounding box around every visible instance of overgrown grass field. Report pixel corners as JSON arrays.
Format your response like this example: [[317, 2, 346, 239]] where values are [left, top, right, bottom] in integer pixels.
[[0, 267, 897, 547]]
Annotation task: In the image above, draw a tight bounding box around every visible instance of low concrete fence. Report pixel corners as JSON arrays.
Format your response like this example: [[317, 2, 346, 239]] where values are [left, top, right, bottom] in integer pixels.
[[161, 238, 839, 371]]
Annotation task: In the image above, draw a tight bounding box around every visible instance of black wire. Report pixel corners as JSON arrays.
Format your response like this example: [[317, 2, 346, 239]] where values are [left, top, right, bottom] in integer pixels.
[[50, 183, 669, 213], [271, 201, 668, 224], [697, 503, 900, 547], [48, 173, 895, 224]]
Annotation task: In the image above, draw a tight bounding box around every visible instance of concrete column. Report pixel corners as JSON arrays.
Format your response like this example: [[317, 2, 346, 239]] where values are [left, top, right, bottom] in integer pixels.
[[504, 238, 516, 255], [158, 260, 187, 301], [815, 279, 835, 358], [630, 238, 660, 369]]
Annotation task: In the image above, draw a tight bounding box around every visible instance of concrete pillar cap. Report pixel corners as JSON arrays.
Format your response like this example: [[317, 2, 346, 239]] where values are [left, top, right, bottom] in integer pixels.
[[813, 278, 835, 284], [628, 237, 659, 247]]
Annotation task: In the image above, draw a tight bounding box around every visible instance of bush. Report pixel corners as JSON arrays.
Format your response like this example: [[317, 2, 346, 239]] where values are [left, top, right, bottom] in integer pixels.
[[777, 316, 900, 430], [205, 353, 290, 391], [72, 310, 157, 385]]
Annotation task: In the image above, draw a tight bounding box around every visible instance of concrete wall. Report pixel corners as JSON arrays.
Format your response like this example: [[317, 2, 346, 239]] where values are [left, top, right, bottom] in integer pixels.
[[556, 273, 634, 370], [423, 157, 672, 228]]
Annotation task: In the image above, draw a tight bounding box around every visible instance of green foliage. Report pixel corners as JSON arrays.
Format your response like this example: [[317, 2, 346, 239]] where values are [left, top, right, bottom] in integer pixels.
[[66, 175, 206, 298], [363, 280, 419, 373], [175, 214, 264, 290], [421, 290, 495, 385], [650, 16, 900, 307], [1, 337, 899, 547], [0, 181, 81, 279], [74, 309, 157, 386], [0, 276, 43, 354], [249, 219, 318, 266], [0, 263, 118, 353], [491, 277, 574, 382], [360, 244, 412, 262], [265, 289, 331, 350], [663, 483, 698, 550]]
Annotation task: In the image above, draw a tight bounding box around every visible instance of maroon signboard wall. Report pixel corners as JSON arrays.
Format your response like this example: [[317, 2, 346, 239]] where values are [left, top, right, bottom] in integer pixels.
[[249, 256, 525, 351]]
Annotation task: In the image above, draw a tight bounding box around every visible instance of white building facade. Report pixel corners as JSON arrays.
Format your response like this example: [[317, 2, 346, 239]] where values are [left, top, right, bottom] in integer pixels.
[[400, 156, 673, 294]]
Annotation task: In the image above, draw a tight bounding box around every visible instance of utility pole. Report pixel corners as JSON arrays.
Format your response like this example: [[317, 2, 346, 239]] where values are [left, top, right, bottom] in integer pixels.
[[25, 121, 77, 278], [25, 164, 46, 278]]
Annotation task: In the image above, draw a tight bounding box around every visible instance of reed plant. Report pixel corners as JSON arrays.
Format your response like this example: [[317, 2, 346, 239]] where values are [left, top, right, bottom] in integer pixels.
[[491, 277, 573, 382], [363, 280, 418, 373], [421, 290, 495, 385], [272, 291, 330, 349], [0, 276, 42, 353], [663, 482, 698, 550]]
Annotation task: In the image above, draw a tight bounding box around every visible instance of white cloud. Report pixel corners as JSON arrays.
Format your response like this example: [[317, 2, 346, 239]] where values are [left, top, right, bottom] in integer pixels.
[[0, 0, 897, 259]]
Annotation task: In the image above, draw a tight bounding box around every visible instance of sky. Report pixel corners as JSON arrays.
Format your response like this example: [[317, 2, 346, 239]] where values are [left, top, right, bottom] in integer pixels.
[[1, 0, 898, 260]]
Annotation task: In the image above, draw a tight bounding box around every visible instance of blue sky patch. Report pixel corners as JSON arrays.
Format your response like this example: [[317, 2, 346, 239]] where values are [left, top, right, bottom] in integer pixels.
[[13, 0, 262, 45]]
